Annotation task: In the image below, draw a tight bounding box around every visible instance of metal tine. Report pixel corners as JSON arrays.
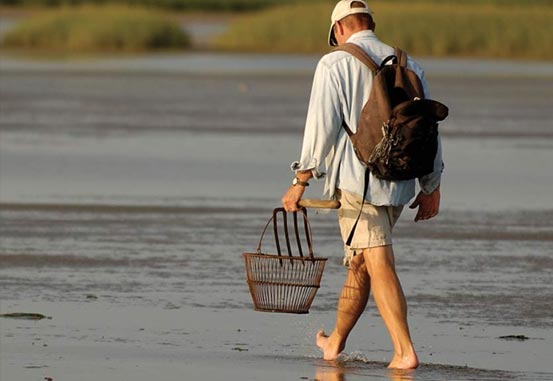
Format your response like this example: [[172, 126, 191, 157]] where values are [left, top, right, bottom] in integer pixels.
[[293, 210, 305, 262], [301, 208, 314, 259], [281, 210, 294, 265], [273, 208, 283, 266]]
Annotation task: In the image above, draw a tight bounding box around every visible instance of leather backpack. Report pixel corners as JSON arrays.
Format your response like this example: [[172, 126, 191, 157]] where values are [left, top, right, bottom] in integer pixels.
[[334, 43, 449, 181]]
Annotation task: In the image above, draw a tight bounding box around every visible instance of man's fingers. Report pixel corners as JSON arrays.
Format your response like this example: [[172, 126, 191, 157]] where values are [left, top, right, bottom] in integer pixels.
[[414, 206, 433, 222], [282, 202, 296, 212], [427, 211, 439, 220], [415, 214, 428, 222], [411, 189, 440, 222], [281, 184, 306, 212], [284, 204, 298, 212], [415, 210, 439, 222], [281, 197, 299, 212]]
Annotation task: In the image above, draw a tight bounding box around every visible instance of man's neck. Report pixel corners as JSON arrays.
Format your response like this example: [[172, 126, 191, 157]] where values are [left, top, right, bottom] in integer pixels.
[[345, 28, 373, 40]]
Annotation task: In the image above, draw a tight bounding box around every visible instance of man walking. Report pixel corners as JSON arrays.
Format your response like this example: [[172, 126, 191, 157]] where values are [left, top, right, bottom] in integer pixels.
[[281, 0, 442, 370]]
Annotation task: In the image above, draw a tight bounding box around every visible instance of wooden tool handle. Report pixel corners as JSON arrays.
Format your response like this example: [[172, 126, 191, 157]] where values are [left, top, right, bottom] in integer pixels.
[[298, 199, 341, 209]]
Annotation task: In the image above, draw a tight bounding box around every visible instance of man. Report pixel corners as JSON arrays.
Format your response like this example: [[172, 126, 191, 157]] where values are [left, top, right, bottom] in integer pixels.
[[281, 0, 442, 370]]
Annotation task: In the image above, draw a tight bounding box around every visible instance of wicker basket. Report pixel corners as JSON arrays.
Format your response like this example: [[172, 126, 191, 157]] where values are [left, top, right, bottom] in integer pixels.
[[243, 208, 327, 314]]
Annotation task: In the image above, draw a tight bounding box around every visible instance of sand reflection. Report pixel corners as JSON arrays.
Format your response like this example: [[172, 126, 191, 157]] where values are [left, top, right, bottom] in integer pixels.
[[315, 360, 415, 381]]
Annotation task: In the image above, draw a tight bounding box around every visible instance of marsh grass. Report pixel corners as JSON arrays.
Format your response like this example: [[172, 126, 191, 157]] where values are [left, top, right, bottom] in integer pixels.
[[2, 0, 551, 11], [1, 5, 190, 53], [214, 1, 553, 60], [213, 3, 330, 54], [0, 0, 302, 11]]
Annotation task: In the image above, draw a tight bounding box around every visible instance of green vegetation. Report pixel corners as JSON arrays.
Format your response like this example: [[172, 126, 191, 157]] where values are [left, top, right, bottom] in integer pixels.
[[1, 0, 552, 12], [2, 0, 551, 59], [0, 0, 302, 11], [1, 5, 190, 53], [376, 3, 553, 60], [214, 1, 553, 60], [214, 3, 330, 54], [376, 0, 552, 5]]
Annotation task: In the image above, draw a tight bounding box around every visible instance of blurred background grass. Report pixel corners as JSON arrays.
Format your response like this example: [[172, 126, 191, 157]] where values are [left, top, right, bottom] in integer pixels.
[[1, 0, 551, 11], [1, 5, 190, 53], [214, 1, 553, 60], [0, 0, 300, 11], [1, 0, 552, 59]]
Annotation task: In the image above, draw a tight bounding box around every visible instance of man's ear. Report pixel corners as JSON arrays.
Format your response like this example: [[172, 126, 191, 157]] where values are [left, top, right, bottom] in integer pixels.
[[336, 20, 345, 36]]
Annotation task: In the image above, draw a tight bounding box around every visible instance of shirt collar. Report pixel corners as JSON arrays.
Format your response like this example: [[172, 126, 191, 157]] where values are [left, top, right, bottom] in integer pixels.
[[346, 30, 377, 43]]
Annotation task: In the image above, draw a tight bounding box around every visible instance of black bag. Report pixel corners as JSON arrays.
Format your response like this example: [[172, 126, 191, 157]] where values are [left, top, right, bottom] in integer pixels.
[[369, 98, 448, 180]]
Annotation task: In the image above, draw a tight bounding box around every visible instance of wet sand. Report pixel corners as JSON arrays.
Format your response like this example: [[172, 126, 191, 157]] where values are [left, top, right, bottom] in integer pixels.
[[1, 54, 553, 380]]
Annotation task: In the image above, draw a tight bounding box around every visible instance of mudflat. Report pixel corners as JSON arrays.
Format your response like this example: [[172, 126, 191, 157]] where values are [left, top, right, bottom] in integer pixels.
[[1, 53, 552, 381]]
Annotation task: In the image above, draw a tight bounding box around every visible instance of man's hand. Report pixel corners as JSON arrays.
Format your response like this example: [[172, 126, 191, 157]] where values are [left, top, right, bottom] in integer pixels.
[[281, 171, 312, 212], [409, 187, 440, 222], [281, 185, 306, 212]]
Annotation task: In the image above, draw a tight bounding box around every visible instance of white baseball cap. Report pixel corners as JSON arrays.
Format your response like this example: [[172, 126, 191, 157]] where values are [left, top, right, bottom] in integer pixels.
[[328, 0, 373, 47]]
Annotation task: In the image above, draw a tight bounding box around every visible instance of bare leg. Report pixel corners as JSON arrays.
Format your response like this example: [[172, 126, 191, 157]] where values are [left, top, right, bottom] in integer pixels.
[[363, 245, 419, 369], [316, 253, 370, 360]]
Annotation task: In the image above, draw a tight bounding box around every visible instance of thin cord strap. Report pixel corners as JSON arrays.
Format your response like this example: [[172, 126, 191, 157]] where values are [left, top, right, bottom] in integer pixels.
[[346, 167, 370, 246]]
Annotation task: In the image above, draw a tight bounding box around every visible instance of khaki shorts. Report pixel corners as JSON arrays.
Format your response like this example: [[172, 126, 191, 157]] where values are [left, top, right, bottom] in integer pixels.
[[337, 189, 403, 266]]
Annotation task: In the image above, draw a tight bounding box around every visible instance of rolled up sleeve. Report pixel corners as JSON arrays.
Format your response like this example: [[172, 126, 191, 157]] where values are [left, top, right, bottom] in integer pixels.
[[290, 60, 342, 179], [419, 134, 443, 194], [413, 63, 443, 195]]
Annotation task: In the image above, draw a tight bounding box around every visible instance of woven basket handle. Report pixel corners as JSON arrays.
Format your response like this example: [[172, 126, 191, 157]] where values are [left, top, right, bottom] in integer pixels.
[[256, 208, 314, 259]]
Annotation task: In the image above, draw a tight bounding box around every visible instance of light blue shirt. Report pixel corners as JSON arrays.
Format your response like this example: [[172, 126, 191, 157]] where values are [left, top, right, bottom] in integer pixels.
[[291, 30, 443, 206]]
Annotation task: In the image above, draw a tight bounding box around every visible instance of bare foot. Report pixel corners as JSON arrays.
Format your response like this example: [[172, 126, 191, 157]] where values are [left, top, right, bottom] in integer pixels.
[[387, 349, 419, 369], [316, 330, 345, 361]]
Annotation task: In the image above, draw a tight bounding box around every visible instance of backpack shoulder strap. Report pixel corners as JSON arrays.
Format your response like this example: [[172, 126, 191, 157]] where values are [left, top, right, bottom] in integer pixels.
[[334, 43, 379, 73], [394, 47, 408, 67]]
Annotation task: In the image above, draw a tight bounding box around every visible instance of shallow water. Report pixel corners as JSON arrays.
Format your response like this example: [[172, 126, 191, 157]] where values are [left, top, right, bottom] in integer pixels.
[[1, 202, 552, 326], [1, 54, 553, 380]]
